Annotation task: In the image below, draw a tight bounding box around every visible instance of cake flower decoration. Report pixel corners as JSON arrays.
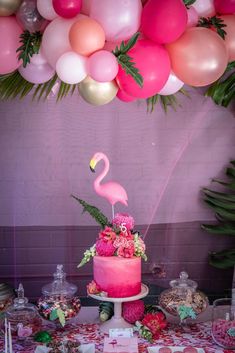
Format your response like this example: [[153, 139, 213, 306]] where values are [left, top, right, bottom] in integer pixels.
[[71, 197, 147, 268]]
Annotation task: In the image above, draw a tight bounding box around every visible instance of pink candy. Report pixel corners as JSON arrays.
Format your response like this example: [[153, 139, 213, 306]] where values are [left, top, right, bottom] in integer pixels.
[[212, 319, 235, 348]]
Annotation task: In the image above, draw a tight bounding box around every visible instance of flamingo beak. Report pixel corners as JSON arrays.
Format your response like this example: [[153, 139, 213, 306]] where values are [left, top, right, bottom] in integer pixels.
[[89, 158, 96, 173]]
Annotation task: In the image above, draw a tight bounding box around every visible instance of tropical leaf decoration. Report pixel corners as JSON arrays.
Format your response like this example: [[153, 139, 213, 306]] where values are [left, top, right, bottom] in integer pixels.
[[113, 32, 143, 88], [17, 30, 42, 68], [201, 159, 235, 269], [146, 88, 190, 113], [198, 16, 227, 39], [205, 61, 235, 107], [183, 0, 196, 8]]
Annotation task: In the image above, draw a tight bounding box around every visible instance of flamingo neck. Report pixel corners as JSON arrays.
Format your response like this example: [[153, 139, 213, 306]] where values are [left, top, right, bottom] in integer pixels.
[[94, 154, 110, 189]]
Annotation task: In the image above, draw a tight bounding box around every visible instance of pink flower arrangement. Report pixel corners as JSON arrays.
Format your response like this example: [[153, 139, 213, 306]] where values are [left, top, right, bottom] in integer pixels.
[[141, 312, 167, 340], [112, 213, 134, 231], [122, 300, 145, 324], [117, 241, 135, 258], [99, 227, 117, 242], [87, 280, 101, 295], [96, 238, 116, 256]]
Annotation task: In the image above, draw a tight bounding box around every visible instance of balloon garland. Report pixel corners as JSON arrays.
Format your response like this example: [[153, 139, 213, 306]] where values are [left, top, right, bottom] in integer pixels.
[[0, 0, 234, 110]]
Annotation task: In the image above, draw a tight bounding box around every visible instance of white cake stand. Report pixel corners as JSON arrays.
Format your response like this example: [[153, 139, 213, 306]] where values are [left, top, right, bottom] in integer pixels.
[[89, 283, 149, 333]]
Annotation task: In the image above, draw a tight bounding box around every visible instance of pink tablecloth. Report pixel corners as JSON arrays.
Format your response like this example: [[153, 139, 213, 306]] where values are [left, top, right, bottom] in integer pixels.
[[0, 308, 233, 353]]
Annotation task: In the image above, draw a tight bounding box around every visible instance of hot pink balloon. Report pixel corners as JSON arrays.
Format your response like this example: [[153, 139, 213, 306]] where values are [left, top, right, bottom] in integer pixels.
[[116, 39, 171, 99], [193, 0, 215, 17], [116, 89, 136, 102], [88, 50, 118, 82], [52, 0, 82, 18], [41, 16, 79, 68], [18, 53, 55, 83], [141, 0, 188, 44], [187, 6, 199, 28], [90, 152, 128, 215], [90, 0, 142, 42], [214, 0, 235, 14], [0, 16, 22, 75], [37, 0, 57, 21], [158, 71, 184, 96]]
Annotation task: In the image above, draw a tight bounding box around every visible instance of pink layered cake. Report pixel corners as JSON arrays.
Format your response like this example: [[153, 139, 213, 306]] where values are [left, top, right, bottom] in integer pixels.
[[93, 255, 141, 298]]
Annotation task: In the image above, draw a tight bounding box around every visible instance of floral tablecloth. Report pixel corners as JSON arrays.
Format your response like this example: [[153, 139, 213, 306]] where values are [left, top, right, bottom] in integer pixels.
[[0, 321, 234, 353]]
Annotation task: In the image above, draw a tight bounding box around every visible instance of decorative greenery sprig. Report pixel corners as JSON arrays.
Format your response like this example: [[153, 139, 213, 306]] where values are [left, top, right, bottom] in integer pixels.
[[198, 16, 227, 39], [50, 308, 66, 327], [183, 0, 196, 9], [146, 89, 190, 113], [71, 195, 110, 229], [205, 61, 235, 107], [113, 32, 143, 88], [17, 30, 42, 67]]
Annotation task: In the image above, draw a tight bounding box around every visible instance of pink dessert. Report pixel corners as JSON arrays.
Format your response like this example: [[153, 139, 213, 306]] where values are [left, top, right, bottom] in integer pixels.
[[93, 256, 141, 298]]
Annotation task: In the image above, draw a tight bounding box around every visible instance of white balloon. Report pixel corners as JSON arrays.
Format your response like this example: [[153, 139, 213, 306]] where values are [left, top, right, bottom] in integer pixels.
[[193, 0, 215, 17], [158, 71, 184, 96], [56, 51, 87, 84], [37, 0, 57, 21]]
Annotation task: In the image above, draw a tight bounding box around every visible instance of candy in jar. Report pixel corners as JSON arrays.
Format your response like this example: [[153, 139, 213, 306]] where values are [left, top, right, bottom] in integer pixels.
[[37, 264, 81, 327], [159, 271, 208, 319]]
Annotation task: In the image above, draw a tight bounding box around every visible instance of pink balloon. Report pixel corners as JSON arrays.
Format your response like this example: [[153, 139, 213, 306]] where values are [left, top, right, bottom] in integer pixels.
[[158, 71, 184, 96], [116, 89, 136, 102], [37, 0, 57, 21], [41, 16, 80, 68], [214, 0, 235, 14], [88, 50, 118, 82], [80, 0, 91, 15], [187, 6, 199, 28], [166, 27, 228, 87], [141, 0, 188, 44], [193, 0, 215, 17], [90, 0, 142, 42], [0, 16, 22, 75], [220, 15, 235, 61], [52, 0, 82, 18], [116, 39, 171, 99], [56, 51, 87, 84], [18, 53, 55, 83]]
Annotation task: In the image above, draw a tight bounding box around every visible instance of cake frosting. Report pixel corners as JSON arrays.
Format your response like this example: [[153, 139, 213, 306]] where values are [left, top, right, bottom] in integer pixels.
[[93, 255, 141, 298]]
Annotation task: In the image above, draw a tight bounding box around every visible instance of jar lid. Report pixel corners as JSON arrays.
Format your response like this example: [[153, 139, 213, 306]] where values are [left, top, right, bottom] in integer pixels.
[[170, 271, 197, 289], [42, 265, 77, 296], [6, 283, 38, 316]]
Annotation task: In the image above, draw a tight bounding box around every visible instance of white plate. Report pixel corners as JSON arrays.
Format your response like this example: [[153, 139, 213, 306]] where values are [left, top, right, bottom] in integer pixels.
[[79, 343, 95, 353], [147, 346, 205, 353]]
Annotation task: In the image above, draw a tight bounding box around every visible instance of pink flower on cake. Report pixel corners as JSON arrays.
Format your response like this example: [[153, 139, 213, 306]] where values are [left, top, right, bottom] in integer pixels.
[[112, 213, 134, 231], [122, 300, 145, 324], [113, 236, 129, 249], [99, 226, 117, 242], [117, 241, 135, 258], [119, 229, 134, 241], [87, 280, 101, 294], [96, 239, 116, 256]]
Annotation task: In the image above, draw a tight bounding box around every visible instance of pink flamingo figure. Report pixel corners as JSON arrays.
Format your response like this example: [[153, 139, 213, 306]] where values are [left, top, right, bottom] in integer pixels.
[[89, 152, 128, 218]]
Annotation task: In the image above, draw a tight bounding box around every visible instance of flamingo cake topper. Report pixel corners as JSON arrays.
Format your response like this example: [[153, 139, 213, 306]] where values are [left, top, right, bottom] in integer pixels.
[[89, 152, 128, 218]]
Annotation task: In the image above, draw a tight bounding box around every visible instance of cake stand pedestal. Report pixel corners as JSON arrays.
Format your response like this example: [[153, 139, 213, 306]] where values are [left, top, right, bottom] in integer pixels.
[[89, 283, 149, 333]]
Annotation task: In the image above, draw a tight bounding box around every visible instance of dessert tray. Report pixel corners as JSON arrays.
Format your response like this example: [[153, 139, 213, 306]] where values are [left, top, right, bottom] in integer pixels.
[[147, 347, 205, 353]]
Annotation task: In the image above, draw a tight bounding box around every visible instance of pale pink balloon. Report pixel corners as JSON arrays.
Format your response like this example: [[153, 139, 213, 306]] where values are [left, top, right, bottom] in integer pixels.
[[90, 0, 142, 42], [141, 0, 188, 44], [220, 15, 235, 61], [37, 0, 57, 21], [187, 6, 199, 28], [158, 71, 184, 96], [193, 0, 215, 17], [88, 50, 118, 82], [103, 41, 120, 52], [0, 16, 22, 75], [41, 17, 80, 68], [81, 0, 91, 15], [30, 50, 48, 65], [18, 59, 55, 84], [116, 89, 136, 102], [166, 27, 228, 87], [56, 51, 87, 84]]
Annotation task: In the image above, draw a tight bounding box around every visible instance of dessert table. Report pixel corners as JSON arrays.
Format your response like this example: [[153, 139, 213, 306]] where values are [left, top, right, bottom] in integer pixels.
[[0, 307, 233, 353]]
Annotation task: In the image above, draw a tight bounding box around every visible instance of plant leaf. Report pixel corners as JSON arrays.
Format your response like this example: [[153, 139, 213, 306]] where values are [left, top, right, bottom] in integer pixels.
[[198, 16, 227, 39], [203, 188, 235, 202], [57, 308, 66, 327], [183, 0, 196, 8], [16, 30, 42, 67], [71, 195, 110, 229], [201, 223, 235, 235], [212, 178, 235, 190], [204, 195, 235, 211], [209, 248, 235, 269], [49, 309, 58, 321]]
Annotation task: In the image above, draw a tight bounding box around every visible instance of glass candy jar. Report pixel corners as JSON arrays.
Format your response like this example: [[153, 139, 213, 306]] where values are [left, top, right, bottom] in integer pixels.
[[5, 283, 42, 338], [159, 271, 208, 321], [0, 283, 15, 312], [212, 298, 235, 349], [37, 265, 81, 327]]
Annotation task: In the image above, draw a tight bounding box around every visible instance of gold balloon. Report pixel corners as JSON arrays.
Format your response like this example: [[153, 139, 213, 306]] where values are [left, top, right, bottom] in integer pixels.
[[78, 76, 118, 106], [0, 0, 22, 16]]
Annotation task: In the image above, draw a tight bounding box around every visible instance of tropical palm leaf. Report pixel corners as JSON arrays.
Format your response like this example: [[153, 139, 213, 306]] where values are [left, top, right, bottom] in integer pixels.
[[212, 178, 235, 190], [201, 223, 235, 235], [203, 188, 235, 202], [204, 200, 235, 221], [209, 248, 235, 269], [204, 195, 235, 211]]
